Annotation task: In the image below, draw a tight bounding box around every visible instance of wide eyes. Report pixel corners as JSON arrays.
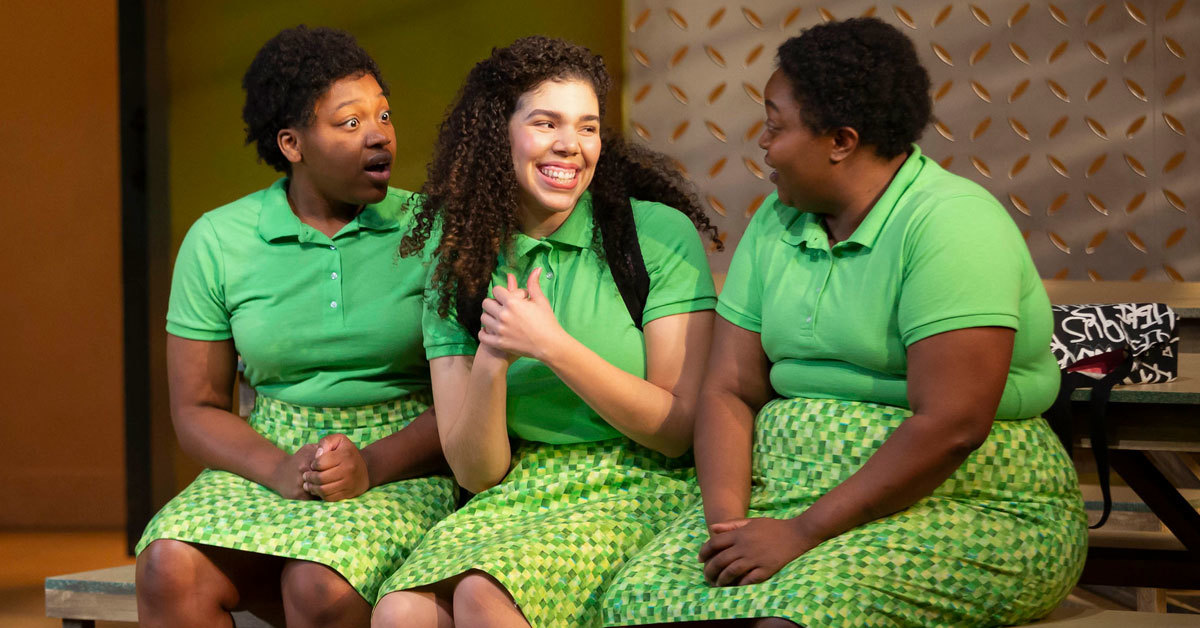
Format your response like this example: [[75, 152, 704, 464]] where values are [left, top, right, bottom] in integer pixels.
[[340, 110, 389, 130]]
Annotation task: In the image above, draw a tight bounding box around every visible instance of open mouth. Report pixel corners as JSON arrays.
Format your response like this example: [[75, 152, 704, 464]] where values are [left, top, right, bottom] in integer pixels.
[[538, 164, 580, 189], [364, 153, 392, 180]]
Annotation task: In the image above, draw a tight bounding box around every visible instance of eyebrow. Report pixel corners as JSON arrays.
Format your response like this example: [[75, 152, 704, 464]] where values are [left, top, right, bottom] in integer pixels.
[[524, 109, 600, 122], [764, 99, 779, 112]]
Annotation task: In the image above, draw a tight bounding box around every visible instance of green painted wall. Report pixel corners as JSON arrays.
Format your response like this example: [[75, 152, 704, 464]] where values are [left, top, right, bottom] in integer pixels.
[[165, 1, 625, 247]]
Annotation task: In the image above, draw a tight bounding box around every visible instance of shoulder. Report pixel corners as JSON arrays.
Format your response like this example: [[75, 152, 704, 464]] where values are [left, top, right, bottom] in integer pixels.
[[629, 197, 697, 233], [898, 155, 1013, 228], [195, 184, 275, 237]]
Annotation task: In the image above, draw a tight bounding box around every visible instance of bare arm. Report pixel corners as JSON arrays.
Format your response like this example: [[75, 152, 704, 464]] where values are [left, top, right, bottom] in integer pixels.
[[701, 326, 1014, 585], [790, 326, 1012, 540], [302, 407, 449, 501], [695, 318, 774, 525], [167, 334, 314, 499], [481, 268, 713, 457], [428, 350, 514, 493], [358, 409, 448, 485]]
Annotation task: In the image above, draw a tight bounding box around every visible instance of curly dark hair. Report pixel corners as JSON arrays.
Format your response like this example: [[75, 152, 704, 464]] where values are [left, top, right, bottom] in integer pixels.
[[777, 17, 931, 159], [401, 35, 720, 327], [242, 25, 387, 172]]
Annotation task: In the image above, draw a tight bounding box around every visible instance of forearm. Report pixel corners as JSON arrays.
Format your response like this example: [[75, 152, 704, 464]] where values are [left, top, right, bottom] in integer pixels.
[[439, 352, 514, 492], [695, 388, 756, 525], [794, 411, 989, 542], [542, 333, 690, 456], [360, 408, 449, 487], [173, 405, 288, 486]]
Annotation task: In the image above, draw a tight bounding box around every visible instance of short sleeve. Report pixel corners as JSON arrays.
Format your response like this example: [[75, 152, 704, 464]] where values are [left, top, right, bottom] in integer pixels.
[[635, 201, 717, 324], [714, 195, 771, 332], [421, 281, 478, 360], [166, 216, 232, 340], [898, 195, 1024, 346]]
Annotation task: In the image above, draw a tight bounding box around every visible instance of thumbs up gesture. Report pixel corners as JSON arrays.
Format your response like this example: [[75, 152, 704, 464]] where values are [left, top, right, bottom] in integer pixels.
[[479, 268, 565, 363]]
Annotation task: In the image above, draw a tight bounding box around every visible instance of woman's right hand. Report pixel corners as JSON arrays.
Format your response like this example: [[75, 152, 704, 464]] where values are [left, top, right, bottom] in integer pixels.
[[268, 443, 319, 500]]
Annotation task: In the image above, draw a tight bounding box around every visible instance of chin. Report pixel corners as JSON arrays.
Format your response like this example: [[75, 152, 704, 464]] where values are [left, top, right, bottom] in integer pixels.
[[361, 185, 390, 203], [535, 193, 581, 214]]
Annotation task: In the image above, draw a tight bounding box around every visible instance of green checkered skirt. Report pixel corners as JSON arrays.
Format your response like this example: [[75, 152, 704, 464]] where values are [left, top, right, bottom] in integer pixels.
[[377, 437, 698, 627], [602, 398, 1088, 627], [135, 393, 458, 602]]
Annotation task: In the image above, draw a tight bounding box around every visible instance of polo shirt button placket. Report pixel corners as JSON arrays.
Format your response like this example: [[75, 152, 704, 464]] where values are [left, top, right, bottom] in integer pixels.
[[328, 242, 345, 324]]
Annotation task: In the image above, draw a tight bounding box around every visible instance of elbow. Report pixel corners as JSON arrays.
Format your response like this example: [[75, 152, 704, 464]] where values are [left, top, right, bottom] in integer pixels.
[[946, 416, 994, 456], [449, 459, 508, 494], [656, 438, 692, 459], [458, 472, 503, 495]]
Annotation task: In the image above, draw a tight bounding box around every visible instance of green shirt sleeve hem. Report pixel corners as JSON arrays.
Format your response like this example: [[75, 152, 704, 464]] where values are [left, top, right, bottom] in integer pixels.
[[716, 301, 762, 333], [165, 322, 233, 341], [643, 296, 717, 325], [903, 313, 1020, 347], [425, 343, 477, 360]]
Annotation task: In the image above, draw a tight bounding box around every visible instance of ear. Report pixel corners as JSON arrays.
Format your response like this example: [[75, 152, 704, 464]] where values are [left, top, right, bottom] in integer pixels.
[[828, 127, 859, 163], [277, 128, 303, 165]]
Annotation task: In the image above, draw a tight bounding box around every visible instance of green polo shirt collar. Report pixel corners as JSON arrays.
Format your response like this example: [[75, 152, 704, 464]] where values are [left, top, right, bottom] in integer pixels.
[[257, 178, 400, 244], [510, 191, 595, 260], [782, 144, 926, 252]]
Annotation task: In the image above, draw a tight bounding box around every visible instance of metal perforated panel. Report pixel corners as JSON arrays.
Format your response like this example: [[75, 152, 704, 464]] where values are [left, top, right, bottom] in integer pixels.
[[624, 1, 1197, 280]]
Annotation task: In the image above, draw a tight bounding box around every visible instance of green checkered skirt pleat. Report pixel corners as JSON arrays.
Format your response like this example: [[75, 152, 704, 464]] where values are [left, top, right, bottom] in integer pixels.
[[377, 437, 698, 627], [135, 393, 458, 602], [602, 398, 1088, 627]]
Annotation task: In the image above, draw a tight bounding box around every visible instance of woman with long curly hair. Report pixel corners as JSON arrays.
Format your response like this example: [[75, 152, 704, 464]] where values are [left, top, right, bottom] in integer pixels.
[[602, 18, 1085, 627], [371, 36, 721, 627], [134, 26, 456, 628]]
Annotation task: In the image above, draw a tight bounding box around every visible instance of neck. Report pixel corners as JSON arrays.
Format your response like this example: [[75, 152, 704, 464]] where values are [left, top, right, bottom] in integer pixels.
[[286, 172, 362, 237], [517, 202, 573, 240], [821, 151, 908, 243]]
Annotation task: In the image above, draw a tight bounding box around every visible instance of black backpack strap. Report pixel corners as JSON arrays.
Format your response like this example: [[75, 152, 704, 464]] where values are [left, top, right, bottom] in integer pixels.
[[1051, 355, 1134, 529], [612, 236, 650, 330], [599, 196, 650, 330]]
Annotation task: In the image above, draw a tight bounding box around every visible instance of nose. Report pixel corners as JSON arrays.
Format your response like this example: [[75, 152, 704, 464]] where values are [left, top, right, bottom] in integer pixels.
[[552, 129, 579, 155], [757, 126, 770, 151], [365, 119, 393, 149]]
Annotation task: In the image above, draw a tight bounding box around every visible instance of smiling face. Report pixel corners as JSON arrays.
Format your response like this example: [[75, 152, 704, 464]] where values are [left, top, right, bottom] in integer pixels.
[[508, 78, 601, 237], [287, 73, 395, 207], [758, 69, 833, 210]]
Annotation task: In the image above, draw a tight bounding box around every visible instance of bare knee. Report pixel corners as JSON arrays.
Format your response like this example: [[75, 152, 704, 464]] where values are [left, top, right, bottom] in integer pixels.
[[452, 572, 525, 626], [753, 619, 801, 628], [373, 590, 447, 628], [137, 539, 238, 626], [281, 561, 367, 625], [137, 539, 220, 604]]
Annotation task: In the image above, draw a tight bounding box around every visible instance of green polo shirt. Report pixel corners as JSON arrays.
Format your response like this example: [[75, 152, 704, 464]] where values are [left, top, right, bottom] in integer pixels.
[[167, 178, 431, 407], [718, 146, 1059, 420], [424, 193, 717, 443]]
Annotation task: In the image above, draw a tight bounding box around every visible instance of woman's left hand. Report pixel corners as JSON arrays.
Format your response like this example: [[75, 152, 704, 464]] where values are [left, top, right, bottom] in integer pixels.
[[699, 516, 825, 587], [303, 433, 370, 501], [479, 268, 566, 362]]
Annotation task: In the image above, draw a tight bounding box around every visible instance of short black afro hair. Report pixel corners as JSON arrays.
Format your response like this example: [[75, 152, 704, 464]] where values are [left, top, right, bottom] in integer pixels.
[[777, 17, 931, 159], [242, 25, 387, 172]]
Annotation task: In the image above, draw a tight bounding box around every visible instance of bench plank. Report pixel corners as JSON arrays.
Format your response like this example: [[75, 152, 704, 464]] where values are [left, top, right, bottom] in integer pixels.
[[46, 565, 274, 627]]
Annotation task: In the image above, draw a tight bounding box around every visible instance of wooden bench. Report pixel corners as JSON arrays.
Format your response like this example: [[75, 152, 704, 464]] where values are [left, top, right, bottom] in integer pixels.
[[46, 564, 1200, 627], [45, 565, 273, 627]]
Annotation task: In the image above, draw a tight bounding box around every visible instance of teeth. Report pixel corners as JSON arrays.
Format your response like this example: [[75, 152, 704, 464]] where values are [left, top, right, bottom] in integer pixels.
[[539, 166, 577, 183]]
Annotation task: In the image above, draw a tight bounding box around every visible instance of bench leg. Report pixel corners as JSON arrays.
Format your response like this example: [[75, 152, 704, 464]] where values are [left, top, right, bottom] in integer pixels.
[[62, 620, 96, 628], [1137, 587, 1166, 612]]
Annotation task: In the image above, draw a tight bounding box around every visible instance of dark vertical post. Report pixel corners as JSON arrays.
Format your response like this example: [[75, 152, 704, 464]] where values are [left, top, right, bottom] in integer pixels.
[[118, 0, 150, 556]]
